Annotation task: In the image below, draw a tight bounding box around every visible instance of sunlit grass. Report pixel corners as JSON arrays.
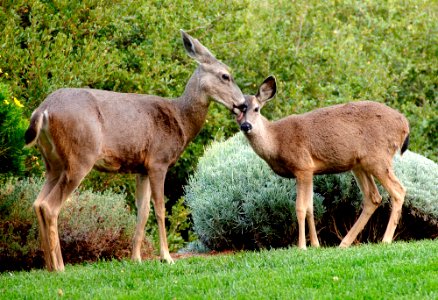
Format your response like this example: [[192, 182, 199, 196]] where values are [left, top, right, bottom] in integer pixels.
[[1, 240, 437, 299]]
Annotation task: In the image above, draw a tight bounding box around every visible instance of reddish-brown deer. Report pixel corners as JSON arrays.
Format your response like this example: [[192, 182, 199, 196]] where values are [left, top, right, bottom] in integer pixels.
[[236, 76, 409, 249], [25, 30, 245, 271]]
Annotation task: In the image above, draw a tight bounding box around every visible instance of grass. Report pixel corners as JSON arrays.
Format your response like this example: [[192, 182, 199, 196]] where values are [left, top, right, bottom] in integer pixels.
[[1, 240, 437, 299]]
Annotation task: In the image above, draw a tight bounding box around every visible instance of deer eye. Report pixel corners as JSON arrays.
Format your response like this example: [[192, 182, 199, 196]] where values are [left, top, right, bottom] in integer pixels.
[[221, 73, 230, 81], [254, 107, 259, 112]]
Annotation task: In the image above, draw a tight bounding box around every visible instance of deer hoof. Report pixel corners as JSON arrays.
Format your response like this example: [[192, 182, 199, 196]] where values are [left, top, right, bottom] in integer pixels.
[[161, 253, 175, 264], [131, 253, 142, 262], [339, 242, 349, 248]]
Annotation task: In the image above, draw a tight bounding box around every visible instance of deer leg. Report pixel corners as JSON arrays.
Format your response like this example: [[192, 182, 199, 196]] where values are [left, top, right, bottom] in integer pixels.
[[295, 173, 315, 249], [306, 191, 320, 248], [33, 174, 60, 271], [375, 168, 406, 243], [34, 171, 84, 271], [149, 167, 174, 264], [131, 174, 152, 262], [340, 169, 382, 248]]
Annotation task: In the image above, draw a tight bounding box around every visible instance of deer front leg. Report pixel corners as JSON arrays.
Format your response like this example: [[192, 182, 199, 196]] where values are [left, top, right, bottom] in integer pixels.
[[295, 173, 315, 250], [306, 192, 320, 248], [149, 167, 174, 264], [131, 174, 152, 262]]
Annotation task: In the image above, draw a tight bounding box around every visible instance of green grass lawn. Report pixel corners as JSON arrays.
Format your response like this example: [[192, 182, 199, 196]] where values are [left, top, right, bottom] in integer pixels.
[[1, 240, 437, 299]]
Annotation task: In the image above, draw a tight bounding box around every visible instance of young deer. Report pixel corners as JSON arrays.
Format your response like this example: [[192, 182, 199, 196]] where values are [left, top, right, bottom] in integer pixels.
[[24, 30, 245, 271], [236, 76, 409, 249]]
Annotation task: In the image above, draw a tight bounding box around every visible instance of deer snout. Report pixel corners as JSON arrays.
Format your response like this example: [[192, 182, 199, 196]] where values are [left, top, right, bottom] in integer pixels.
[[240, 122, 252, 133]]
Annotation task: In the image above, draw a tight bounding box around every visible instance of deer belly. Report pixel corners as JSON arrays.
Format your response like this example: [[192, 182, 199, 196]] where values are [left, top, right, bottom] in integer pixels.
[[94, 158, 121, 172], [269, 162, 296, 179], [94, 157, 146, 173]]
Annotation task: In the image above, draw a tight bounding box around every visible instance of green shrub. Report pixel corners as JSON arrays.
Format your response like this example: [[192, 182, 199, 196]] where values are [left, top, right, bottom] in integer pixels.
[[0, 83, 29, 176], [236, 0, 437, 161], [1, 0, 435, 207], [0, 177, 150, 272], [185, 133, 438, 250]]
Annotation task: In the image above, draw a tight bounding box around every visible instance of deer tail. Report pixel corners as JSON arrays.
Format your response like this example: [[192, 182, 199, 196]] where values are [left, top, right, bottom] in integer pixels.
[[400, 133, 409, 155], [24, 110, 45, 148]]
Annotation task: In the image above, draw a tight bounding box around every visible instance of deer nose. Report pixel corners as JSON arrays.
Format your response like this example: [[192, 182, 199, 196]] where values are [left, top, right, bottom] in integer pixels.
[[240, 122, 252, 133]]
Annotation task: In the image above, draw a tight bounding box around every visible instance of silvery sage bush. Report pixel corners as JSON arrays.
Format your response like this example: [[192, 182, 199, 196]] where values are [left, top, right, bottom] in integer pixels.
[[185, 133, 437, 250]]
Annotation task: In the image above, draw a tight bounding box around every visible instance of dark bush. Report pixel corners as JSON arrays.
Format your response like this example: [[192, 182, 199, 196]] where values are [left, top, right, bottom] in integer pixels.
[[0, 177, 150, 272]]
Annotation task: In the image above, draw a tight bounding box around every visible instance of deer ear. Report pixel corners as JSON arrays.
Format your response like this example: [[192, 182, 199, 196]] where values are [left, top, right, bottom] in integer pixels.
[[257, 75, 277, 103], [181, 30, 216, 64]]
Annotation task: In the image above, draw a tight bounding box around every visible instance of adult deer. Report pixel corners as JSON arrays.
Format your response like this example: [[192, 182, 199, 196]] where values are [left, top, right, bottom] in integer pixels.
[[24, 30, 245, 271], [236, 76, 409, 249]]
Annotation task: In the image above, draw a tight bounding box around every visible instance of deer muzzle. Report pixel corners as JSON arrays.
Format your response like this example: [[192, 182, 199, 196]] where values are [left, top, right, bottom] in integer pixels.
[[240, 122, 252, 133]]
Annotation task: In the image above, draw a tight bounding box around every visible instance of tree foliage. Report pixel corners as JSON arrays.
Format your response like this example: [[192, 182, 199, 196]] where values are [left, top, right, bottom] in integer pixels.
[[0, 83, 29, 176], [0, 0, 435, 203]]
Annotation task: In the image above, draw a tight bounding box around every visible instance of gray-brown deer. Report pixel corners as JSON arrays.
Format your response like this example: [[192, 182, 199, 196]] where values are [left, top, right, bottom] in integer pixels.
[[236, 76, 409, 249], [24, 30, 245, 271]]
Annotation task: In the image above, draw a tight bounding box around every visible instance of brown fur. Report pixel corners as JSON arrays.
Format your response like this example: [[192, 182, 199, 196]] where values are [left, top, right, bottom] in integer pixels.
[[238, 76, 409, 249], [25, 31, 245, 271]]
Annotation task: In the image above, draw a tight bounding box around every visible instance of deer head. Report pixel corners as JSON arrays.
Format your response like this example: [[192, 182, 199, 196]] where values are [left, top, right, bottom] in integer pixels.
[[237, 75, 277, 133], [181, 30, 245, 113]]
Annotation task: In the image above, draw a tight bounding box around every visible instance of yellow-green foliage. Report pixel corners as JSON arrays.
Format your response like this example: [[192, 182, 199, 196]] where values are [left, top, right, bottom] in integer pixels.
[[0, 0, 435, 198], [0, 83, 29, 175]]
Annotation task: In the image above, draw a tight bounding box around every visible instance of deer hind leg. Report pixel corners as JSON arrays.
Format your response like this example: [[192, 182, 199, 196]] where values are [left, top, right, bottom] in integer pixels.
[[295, 173, 319, 249], [340, 168, 382, 248], [374, 167, 406, 243], [149, 166, 174, 264], [131, 174, 152, 262], [34, 172, 61, 271], [34, 170, 85, 271]]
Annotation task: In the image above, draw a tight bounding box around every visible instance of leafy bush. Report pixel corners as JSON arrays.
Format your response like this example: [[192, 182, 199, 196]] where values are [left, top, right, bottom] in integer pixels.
[[185, 134, 438, 250], [0, 83, 29, 176], [236, 0, 437, 161], [0, 177, 151, 272], [1, 0, 435, 206]]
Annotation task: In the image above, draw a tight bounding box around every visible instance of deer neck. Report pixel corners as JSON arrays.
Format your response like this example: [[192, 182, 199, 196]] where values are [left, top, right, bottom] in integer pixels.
[[245, 117, 277, 161], [173, 69, 210, 144]]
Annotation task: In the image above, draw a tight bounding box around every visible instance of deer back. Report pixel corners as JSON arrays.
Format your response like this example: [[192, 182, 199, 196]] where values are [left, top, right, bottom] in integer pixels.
[[237, 77, 409, 177], [272, 101, 409, 174], [34, 88, 193, 173]]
